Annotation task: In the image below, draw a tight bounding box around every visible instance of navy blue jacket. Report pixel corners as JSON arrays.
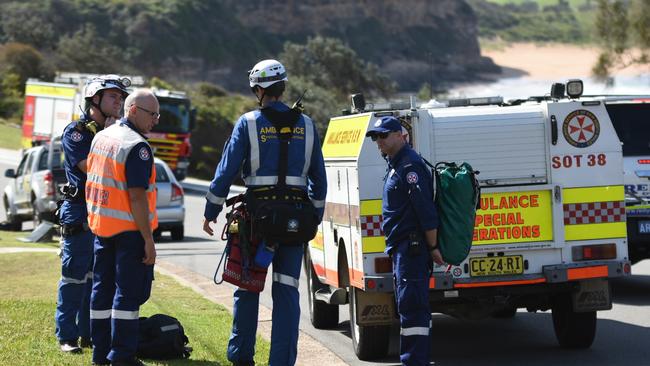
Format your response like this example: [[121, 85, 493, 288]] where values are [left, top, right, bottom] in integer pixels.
[[204, 101, 327, 221], [382, 145, 439, 253]]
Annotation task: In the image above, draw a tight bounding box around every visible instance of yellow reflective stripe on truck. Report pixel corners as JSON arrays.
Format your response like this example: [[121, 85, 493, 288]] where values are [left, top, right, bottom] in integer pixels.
[[563, 186, 626, 241], [359, 199, 386, 253], [25, 84, 76, 98]]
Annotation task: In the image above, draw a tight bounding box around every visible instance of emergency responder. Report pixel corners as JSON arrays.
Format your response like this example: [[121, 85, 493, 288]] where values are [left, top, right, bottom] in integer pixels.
[[55, 75, 129, 353], [202, 59, 327, 366], [366, 116, 444, 366], [86, 88, 159, 366]]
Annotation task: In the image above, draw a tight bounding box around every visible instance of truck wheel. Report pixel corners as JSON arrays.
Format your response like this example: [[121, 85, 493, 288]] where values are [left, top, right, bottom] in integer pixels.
[[3, 195, 22, 231], [349, 287, 390, 360], [31, 195, 42, 226], [552, 294, 597, 348], [305, 255, 339, 329], [153, 228, 162, 241], [171, 226, 184, 241]]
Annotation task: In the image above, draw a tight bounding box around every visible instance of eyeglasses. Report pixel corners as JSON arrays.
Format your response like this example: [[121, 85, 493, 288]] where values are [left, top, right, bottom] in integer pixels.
[[370, 132, 391, 142], [136, 105, 160, 119]]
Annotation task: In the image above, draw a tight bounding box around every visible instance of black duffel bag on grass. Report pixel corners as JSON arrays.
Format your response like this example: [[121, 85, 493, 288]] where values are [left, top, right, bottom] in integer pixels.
[[137, 314, 192, 360]]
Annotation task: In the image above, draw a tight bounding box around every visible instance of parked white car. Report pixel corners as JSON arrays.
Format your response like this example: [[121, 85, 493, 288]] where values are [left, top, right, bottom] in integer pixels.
[[153, 157, 185, 241], [3, 141, 66, 230]]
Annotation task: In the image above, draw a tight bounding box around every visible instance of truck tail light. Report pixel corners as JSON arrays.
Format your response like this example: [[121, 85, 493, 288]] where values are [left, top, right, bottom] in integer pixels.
[[171, 183, 184, 202], [44, 171, 54, 196], [638, 159, 650, 164], [572, 243, 617, 261], [374, 257, 392, 273]]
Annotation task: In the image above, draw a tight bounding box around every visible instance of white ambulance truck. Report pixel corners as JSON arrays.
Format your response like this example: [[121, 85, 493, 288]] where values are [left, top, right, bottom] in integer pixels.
[[305, 80, 632, 360]]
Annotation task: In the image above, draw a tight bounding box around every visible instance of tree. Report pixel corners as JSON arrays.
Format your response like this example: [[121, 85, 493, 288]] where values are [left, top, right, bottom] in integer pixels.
[[0, 42, 50, 86], [593, 0, 650, 79], [280, 36, 395, 100], [55, 24, 131, 74]]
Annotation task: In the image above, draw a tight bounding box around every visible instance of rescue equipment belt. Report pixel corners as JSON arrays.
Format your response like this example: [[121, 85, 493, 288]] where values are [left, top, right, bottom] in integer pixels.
[[243, 108, 318, 246]]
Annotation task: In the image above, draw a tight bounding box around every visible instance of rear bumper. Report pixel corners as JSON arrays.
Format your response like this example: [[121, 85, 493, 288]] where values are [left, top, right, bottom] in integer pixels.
[[431, 260, 630, 290], [156, 204, 185, 225]]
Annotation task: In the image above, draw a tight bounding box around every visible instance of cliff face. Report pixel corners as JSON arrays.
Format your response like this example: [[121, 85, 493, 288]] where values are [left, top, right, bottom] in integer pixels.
[[225, 0, 498, 90]]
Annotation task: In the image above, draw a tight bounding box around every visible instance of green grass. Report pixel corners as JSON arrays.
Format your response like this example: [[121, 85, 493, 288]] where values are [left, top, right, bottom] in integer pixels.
[[0, 119, 23, 150], [0, 230, 59, 249], [0, 234, 271, 365]]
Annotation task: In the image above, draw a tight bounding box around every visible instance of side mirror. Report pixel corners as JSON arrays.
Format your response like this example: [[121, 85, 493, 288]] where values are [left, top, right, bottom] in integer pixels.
[[4, 169, 15, 178], [189, 108, 197, 131]]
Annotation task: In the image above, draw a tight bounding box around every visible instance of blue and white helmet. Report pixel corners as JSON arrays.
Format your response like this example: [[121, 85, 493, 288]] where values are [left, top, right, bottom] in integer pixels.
[[83, 74, 130, 100], [248, 59, 287, 89]]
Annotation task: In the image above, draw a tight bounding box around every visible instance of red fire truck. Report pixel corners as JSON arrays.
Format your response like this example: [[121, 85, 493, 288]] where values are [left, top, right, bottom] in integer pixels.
[[21, 73, 195, 180]]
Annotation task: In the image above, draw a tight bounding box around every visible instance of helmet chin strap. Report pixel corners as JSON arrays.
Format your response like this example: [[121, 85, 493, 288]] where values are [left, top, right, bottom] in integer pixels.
[[88, 91, 111, 121], [253, 86, 266, 107]]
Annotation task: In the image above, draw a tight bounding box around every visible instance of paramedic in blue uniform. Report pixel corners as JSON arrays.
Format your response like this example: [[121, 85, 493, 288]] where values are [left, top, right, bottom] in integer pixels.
[[366, 116, 444, 366], [202, 59, 327, 366], [87, 89, 159, 366], [55, 75, 129, 354]]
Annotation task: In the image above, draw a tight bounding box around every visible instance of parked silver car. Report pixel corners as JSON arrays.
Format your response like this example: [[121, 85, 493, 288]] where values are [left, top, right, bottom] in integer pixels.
[[153, 157, 185, 241], [3, 141, 66, 230]]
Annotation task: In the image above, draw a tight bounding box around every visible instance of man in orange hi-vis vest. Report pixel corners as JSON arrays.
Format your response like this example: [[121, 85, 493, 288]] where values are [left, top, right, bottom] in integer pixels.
[[85, 89, 159, 366]]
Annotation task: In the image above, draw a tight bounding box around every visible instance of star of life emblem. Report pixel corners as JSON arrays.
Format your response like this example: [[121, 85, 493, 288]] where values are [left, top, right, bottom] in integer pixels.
[[406, 171, 419, 184], [71, 130, 83, 142], [287, 219, 299, 232], [139, 147, 150, 160]]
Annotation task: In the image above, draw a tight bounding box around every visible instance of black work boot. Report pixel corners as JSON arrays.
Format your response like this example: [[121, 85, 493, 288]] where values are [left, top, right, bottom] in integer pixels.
[[59, 339, 82, 353], [80, 337, 92, 348]]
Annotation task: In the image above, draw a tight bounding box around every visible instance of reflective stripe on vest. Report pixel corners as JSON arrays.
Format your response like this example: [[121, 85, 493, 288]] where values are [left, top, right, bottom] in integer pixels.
[[245, 111, 314, 187], [86, 123, 158, 237]]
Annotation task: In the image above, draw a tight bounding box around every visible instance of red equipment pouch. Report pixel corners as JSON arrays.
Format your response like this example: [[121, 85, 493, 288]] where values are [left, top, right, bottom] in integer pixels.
[[222, 233, 268, 293]]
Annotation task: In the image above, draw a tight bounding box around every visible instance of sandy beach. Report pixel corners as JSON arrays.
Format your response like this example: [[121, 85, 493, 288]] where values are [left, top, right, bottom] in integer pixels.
[[482, 43, 649, 79]]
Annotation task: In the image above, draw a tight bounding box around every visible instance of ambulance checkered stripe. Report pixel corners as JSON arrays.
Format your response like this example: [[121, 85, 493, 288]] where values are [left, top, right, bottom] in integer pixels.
[[563, 201, 625, 225], [360, 215, 383, 237]]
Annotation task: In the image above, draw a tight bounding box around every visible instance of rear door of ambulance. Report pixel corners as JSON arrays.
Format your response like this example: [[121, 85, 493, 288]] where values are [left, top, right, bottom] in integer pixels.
[[426, 104, 560, 283]]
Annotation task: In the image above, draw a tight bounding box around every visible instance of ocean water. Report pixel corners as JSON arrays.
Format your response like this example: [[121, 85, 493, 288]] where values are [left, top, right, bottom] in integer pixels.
[[447, 74, 650, 101]]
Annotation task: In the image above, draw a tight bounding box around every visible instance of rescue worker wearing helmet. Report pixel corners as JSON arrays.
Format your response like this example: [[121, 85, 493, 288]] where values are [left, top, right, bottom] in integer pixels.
[[366, 116, 444, 366], [55, 75, 129, 354], [86, 88, 159, 366], [203, 59, 327, 366]]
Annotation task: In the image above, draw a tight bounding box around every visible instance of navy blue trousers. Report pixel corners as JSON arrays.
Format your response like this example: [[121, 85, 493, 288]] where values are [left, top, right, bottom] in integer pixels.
[[391, 240, 432, 366], [90, 231, 154, 363]]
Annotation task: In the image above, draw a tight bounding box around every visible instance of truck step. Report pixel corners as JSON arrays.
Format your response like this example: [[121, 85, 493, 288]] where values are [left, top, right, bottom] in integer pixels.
[[315, 286, 348, 305]]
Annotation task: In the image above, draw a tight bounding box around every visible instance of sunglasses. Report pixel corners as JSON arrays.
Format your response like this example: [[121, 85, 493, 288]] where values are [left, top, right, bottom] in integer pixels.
[[370, 132, 391, 141], [136, 105, 160, 119]]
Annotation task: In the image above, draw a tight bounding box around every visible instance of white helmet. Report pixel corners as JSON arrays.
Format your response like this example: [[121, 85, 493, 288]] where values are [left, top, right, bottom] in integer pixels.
[[248, 59, 287, 88], [83, 74, 130, 100]]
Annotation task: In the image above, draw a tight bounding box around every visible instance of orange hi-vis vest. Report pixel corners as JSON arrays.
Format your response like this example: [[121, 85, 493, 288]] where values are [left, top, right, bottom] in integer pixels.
[[85, 123, 158, 238]]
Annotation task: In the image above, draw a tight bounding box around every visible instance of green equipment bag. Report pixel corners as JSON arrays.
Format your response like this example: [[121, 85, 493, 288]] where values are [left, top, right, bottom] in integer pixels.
[[429, 161, 480, 265]]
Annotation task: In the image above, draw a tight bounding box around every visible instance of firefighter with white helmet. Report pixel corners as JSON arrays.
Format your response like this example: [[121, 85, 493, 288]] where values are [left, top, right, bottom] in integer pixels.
[[203, 59, 327, 366], [54, 74, 129, 354]]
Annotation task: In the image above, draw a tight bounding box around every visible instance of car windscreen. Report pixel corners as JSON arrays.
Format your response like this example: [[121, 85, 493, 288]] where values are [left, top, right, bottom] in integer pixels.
[[155, 163, 170, 183], [607, 103, 650, 156], [37, 149, 63, 171]]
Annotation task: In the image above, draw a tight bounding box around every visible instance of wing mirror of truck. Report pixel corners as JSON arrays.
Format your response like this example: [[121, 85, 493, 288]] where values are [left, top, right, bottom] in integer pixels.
[[189, 108, 197, 131], [4, 169, 15, 178]]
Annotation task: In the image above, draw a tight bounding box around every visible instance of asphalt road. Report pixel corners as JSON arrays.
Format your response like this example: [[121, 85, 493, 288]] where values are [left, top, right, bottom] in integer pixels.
[[2, 148, 649, 365], [162, 191, 650, 366]]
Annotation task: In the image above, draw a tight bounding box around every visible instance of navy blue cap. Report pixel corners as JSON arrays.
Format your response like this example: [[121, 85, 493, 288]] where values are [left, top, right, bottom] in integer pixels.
[[365, 116, 402, 137]]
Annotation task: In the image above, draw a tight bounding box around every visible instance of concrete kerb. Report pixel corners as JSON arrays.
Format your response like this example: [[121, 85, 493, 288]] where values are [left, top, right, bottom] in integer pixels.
[[155, 260, 349, 366]]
